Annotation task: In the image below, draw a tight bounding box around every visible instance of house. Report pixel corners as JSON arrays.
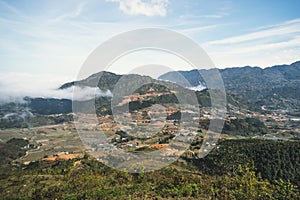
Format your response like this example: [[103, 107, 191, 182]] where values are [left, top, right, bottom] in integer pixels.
[[151, 144, 168, 149]]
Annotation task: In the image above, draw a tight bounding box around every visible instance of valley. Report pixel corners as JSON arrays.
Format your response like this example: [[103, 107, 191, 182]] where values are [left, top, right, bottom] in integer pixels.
[[0, 61, 299, 199]]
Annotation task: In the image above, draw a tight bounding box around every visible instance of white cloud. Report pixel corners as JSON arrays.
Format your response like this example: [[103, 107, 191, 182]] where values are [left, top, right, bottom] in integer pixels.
[[107, 0, 170, 17], [0, 73, 112, 104], [50, 2, 86, 23], [208, 18, 300, 45], [0, 0, 26, 18], [203, 18, 300, 68], [179, 13, 228, 20], [223, 36, 300, 54], [180, 24, 222, 35], [188, 83, 206, 91]]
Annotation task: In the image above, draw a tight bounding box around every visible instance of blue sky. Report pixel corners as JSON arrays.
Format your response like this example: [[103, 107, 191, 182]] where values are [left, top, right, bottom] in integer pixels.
[[1, 0, 300, 89]]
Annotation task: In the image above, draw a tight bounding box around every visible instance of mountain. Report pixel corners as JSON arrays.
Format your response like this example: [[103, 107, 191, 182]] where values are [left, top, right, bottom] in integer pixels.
[[59, 71, 121, 91], [60, 70, 241, 110], [28, 98, 72, 115], [60, 71, 270, 137], [159, 61, 300, 111], [0, 70, 270, 136]]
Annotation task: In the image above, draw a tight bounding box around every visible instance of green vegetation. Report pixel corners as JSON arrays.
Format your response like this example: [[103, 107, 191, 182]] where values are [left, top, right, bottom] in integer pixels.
[[0, 139, 299, 199], [188, 139, 300, 187], [223, 118, 268, 136], [28, 98, 72, 115], [159, 61, 300, 110], [1, 67, 299, 199], [198, 118, 268, 136], [0, 114, 73, 128], [0, 138, 28, 165]]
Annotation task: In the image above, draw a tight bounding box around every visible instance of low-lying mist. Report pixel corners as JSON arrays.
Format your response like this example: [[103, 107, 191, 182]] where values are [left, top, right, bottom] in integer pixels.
[[0, 73, 112, 104]]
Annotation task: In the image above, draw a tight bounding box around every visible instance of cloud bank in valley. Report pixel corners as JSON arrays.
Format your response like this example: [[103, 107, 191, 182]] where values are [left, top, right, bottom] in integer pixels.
[[0, 73, 112, 104]]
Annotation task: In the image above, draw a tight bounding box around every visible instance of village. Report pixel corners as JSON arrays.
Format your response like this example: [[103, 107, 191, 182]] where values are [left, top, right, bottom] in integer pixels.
[[10, 86, 299, 166]]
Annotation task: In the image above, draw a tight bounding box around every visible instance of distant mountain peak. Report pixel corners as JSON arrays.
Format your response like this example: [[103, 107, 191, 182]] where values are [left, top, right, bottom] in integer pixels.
[[159, 60, 300, 110]]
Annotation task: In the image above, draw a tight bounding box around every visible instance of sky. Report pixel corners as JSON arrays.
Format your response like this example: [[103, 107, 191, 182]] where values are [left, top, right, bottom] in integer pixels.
[[0, 0, 300, 99]]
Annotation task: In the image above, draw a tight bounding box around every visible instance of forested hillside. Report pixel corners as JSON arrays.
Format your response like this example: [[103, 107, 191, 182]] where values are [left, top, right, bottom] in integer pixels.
[[0, 139, 299, 199], [159, 61, 300, 110]]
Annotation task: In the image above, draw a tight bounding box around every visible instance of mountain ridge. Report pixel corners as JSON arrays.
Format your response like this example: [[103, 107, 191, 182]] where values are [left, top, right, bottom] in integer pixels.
[[159, 61, 300, 110]]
